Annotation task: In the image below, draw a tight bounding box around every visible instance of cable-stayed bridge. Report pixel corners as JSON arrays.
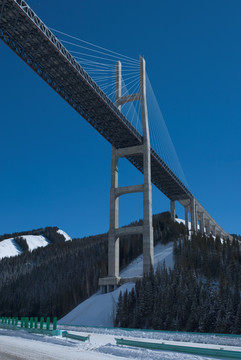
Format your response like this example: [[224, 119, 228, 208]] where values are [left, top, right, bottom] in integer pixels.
[[0, 0, 232, 288]]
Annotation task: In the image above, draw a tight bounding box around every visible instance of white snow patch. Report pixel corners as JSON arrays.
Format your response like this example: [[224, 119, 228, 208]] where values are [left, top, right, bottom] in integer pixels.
[[57, 229, 72, 241], [120, 242, 174, 278], [176, 217, 192, 230], [0, 235, 49, 260], [0, 238, 22, 260], [21, 235, 49, 251]]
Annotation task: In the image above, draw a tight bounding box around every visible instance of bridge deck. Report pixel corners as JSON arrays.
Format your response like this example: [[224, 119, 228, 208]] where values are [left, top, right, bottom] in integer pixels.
[[0, 0, 192, 202]]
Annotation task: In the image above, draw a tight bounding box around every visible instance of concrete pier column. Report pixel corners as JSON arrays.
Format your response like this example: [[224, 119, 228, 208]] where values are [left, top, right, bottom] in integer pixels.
[[199, 212, 205, 234], [206, 219, 211, 235], [184, 206, 189, 231], [190, 197, 197, 233], [108, 61, 122, 279], [212, 224, 216, 236], [170, 200, 175, 221], [140, 56, 154, 274], [108, 146, 119, 277]]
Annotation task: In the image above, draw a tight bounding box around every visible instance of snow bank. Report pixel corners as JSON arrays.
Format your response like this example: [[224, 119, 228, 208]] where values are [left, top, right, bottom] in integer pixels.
[[60, 241, 175, 327], [59, 283, 135, 327]]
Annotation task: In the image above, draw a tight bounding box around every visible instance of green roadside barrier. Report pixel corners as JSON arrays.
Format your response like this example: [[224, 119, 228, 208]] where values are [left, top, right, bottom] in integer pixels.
[[0, 316, 60, 336], [34, 317, 38, 329], [62, 331, 89, 342], [115, 338, 241, 359], [53, 317, 57, 330], [24, 317, 29, 328]]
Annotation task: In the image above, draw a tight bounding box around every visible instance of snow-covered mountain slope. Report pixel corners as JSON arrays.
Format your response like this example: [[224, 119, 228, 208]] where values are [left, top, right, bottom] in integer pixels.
[[0, 238, 22, 260], [21, 235, 49, 251], [57, 229, 72, 241], [59, 241, 174, 327], [0, 229, 72, 260], [0, 235, 49, 260]]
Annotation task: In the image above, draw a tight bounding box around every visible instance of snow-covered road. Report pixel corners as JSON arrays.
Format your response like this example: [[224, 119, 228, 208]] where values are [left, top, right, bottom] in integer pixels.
[[1, 327, 241, 360]]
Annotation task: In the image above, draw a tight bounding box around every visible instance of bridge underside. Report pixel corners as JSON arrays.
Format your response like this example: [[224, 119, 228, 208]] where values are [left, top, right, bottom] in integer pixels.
[[0, 0, 191, 202], [0, 0, 231, 240]]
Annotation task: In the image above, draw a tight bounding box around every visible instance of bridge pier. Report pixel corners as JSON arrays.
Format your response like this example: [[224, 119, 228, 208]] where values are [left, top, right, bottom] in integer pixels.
[[198, 212, 205, 234], [190, 197, 197, 234], [99, 57, 153, 292], [184, 206, 189, 231], [212, 224, 216, 236], [170, 200, 175, 221], [205, 218, 211, 235], [108, 145, 120, 278]]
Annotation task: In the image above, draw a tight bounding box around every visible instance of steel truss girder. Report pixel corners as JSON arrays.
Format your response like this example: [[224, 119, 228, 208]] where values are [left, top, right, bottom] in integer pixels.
[[0, 0, 192, 202]]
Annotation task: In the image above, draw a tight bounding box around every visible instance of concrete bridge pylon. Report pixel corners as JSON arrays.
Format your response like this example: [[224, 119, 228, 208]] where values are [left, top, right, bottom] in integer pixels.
[[99, 56, 154, 293]]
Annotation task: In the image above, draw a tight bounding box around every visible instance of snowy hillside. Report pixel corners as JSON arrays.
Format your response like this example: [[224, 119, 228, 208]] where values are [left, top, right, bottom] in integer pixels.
[[57, 229, 72, 241], [59, 242, 174, 327], [0, 238, 22, 260], [0, 229, 72, 260]]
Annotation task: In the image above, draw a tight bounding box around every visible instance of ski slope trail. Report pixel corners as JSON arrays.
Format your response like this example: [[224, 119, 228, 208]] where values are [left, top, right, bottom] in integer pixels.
[[59, 242, 174, 327]]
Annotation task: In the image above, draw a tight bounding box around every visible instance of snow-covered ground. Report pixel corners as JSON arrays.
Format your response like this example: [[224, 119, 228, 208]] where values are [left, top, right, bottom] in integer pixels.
[[0, 229, 71, 260], [1, 326, 240, 360], [59, 242, 174, 327]]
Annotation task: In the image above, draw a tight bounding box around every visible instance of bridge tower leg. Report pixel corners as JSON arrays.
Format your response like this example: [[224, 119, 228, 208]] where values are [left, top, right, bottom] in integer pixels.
[[170, 200, 175, 221], [108, 61, 122, 281], [140, 56, 154, 275], [99, 56, 153, 292]]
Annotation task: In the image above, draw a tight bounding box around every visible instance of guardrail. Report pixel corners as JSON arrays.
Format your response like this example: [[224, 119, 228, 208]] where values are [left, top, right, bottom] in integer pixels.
[[0, 316, 61, 336], [115, 337, 241, 359], [62, 331, 89, 342]]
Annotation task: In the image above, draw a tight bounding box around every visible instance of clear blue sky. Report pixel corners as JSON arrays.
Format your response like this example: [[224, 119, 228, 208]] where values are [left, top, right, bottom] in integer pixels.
[[0, 0, 240, 238]]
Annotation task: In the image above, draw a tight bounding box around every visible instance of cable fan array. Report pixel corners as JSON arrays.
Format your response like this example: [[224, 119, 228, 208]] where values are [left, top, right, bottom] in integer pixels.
[[146, 75, 189, 188], [50, 27, 188, 188], [50, 28, 142, 134]]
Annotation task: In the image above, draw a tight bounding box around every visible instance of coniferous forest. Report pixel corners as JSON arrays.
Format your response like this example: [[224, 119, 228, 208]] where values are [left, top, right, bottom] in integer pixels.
[[1, 213, 240, 333], [115, 233, 241, 334], [0, 212, 185, 320]]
